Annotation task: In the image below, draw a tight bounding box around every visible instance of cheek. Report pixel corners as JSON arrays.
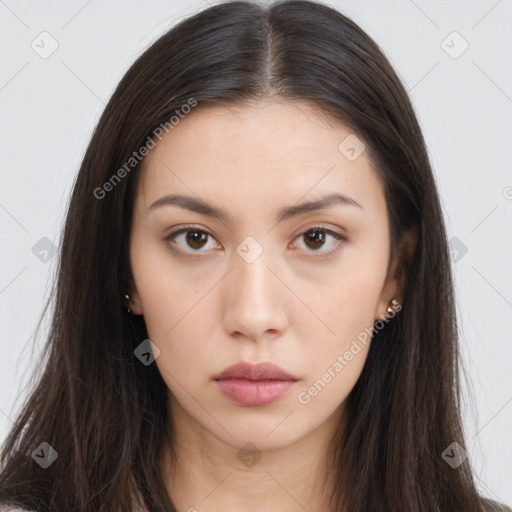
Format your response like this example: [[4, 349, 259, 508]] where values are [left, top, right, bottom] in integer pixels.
[[295, 249, 386, 392], [295, 346, 368, 418], [137, 288, 216, 380], [296, 278, 377, 409], [151, 300, 222, 414], [303, 253, 386, 344], [145, 301, 217, 406], [130, 233, 210, 335], [129, 241, 220, 384]]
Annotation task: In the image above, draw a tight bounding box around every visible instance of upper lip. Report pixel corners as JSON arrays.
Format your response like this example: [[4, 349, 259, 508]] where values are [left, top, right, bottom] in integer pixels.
[[214, 361, 299, 381]]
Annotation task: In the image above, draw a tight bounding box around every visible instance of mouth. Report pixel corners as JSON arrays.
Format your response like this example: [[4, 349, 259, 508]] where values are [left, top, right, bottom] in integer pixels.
[[213, 361, 299, 406], [214, 378, 298, 406]]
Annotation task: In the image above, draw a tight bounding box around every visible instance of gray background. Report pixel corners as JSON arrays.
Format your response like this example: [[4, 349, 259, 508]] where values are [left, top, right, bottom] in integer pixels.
[[1, 0, 511, 505]]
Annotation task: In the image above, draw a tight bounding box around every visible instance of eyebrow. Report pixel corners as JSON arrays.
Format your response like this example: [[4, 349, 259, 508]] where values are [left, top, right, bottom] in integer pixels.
[[148, 192, 362, 223]]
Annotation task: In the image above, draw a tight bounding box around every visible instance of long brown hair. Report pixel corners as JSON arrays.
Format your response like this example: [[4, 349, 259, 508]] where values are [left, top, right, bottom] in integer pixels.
[[0, 1, 507, 510]]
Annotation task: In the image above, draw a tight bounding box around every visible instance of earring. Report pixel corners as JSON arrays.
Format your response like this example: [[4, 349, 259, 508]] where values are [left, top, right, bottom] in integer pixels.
[[386, 299, 400, 316], [124, 293, 131, 314]]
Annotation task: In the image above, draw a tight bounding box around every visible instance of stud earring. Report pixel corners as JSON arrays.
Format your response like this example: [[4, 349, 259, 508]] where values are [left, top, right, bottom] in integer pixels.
[[386, 299, 400, 316], [124, 293, 131, 314]]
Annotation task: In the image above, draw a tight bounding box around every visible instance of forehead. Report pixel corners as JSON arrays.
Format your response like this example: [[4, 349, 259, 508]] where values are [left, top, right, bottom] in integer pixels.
[[135, 100, 384, 218], [145, 100, 353, 169]]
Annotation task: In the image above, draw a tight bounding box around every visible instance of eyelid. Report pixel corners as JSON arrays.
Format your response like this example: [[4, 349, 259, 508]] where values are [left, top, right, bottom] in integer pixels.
[[291, 222, 347, 242], [163, 224, 220, 257], [163, 223, 348, 257], [290, 224, 348, 258]]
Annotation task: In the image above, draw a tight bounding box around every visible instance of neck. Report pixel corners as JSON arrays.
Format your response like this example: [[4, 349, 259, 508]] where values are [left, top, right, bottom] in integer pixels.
[[160, 397, 345, 512]]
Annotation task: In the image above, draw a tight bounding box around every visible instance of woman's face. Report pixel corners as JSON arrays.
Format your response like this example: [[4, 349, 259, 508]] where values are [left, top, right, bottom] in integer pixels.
[[129, 100, 403, 451]]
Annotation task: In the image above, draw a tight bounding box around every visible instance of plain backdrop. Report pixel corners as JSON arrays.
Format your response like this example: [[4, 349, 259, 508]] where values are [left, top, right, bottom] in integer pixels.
[[1, 0, 511, 505]]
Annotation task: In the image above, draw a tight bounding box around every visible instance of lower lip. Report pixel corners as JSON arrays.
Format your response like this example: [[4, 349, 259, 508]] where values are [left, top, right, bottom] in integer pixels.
[[215, 378, 298, 406]]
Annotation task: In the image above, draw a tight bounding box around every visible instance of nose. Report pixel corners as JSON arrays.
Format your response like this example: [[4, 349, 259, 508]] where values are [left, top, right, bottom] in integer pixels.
[[223, 246, 289, 343]]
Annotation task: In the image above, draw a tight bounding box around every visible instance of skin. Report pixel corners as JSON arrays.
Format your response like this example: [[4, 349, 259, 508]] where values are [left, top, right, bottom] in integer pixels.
[[128, 100, 417, 511]]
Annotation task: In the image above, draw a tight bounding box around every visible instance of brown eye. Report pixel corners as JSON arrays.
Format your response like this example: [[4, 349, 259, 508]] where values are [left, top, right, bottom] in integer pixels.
[[293, 226, 347, 256], [303, 229, 327, 250], [164, 227, 219, 255], [185, 230, 208, 250]]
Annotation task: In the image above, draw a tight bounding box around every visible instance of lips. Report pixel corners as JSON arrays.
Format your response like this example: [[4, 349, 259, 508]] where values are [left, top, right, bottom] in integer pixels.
[[214, 361, 299, 381], [213, 361, 299, 406]]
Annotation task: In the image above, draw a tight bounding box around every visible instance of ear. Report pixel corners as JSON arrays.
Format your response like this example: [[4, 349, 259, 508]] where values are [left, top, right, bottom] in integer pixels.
[[127, 289, 144, 316], [375, 224, 418, 321], [123, 272, 144, 316]]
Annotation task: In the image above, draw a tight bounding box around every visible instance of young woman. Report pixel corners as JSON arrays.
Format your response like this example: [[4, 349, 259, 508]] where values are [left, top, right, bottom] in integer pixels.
[[0, 1, 509, 511]]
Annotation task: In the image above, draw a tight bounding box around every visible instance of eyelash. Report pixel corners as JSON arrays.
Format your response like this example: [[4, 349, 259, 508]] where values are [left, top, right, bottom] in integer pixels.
[[163, 224, 348, 258]]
